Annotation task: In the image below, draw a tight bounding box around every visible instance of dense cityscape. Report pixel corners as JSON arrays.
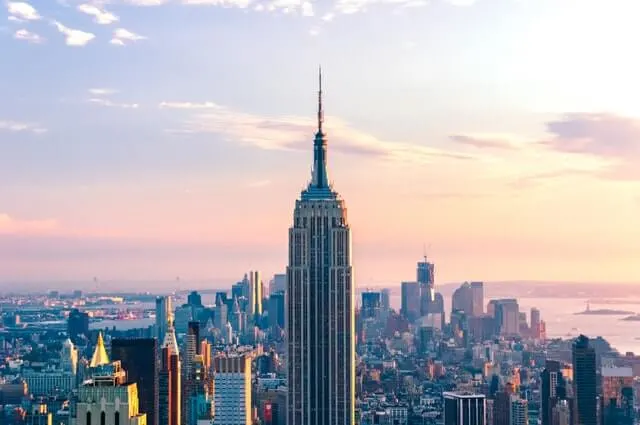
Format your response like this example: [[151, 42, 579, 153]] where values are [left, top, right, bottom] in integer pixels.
[[0, 75, 637, 425]]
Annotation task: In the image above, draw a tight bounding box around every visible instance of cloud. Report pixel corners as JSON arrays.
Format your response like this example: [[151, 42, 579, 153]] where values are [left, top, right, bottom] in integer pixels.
[[89, 88, 118, 96], [332, 0, 427, 15], [13, 28, 43, 43], [450, 134, 526, 150], [166, 102, 475, 163], [0, 214, 58, 235], [88, 98, 139, 109], [52, 21, 95, 46], [0, 120, 46, 133], [309, 27, 319, 36], [540, 113, 640, 180], [159, 101, 221, 109], [7, 2, 40, 21], [509, 169, 597, 190], [123, 0, 168, 5], [77, 4, 119, 24], [445, 0, 476, 5], [110, 28, 146, 45]]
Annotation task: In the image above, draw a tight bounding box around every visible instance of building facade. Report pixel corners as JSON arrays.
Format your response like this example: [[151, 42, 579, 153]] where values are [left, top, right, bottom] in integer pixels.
[[286, 70, 355, 425], [213, 355, 251, 425]]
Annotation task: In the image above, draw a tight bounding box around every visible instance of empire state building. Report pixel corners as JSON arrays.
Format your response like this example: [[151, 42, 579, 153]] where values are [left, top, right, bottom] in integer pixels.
[[286, 70, 355, 425]]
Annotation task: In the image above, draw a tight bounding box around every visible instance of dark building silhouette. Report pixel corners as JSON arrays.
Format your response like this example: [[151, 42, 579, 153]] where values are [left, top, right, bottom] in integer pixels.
[[268, 291, 285, 331], [111, 338, 158, 425], [573, 335, 597, 425], [541, 360, 561, 425], [187, 291, 202, 307], [67, 309, 89, 344], [401, 281, 420, 322], [361, 292, 381, 319]]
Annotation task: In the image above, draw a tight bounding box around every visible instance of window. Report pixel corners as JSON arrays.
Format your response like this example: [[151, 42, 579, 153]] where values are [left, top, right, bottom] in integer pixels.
[[115, 412, 120, 425], [86, 412, 91, 425], [100, 412, 105, 425]]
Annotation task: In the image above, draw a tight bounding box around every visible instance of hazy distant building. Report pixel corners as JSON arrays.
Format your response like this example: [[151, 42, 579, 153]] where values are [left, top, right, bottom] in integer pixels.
[[492, 299, 519, 337], [530, 307, 541, 338], [361, 292, 381, 319], [214, 355, 252, 425], [155, 296, 172, 344], [249, 270, 263, 318], [443, 392, 485, 425], [452, 283, 474, 318], [401, 281, 420, 322], [268, 291, 285, 332], [417, 259, 435, 317], [270, 274, 286, 294], [68, 309, 89, 344], [380, 289, 391, 311], [286, 71, 355, 425], [470, 282, 483, 316], [573, 335, 597, 425]]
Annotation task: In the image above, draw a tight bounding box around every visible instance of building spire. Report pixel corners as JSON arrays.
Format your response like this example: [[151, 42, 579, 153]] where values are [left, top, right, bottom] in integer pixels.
[[318, 65, 323, 132]]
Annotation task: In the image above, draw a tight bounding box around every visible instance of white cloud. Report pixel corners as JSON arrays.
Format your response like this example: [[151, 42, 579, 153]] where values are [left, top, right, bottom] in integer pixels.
[[89, 88, 118, 96], [110, 28, 146, 45], [321, 12, 334, 21], [332, 0, 428, 14], [89, 98, 139, 109], [166, 102, 476, 163], [183, 0, 251, 6], [0, 120, 46, 133], [446, 0, 476, 5], [123, 0, 168, 5], [13, 28, 43, 43], [52, 21, 95, 46], [301, 1, 313, 15], [308, 27, 319, 36], [77, 4, 119, 24], [7, 2, 40, 21], [159, 101, 221, 109]]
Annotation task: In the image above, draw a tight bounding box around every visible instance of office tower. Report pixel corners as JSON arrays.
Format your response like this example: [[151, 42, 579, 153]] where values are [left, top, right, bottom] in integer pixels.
[[249, 270, 263, 318], [268, 291, 285, 332], [287, 70, 355, 425], [60, 338, 78, 375], [443, 392, 486, 425], [417, 258, 435, 317], [187, 291, 202, 307], [401, 281, 420, 322], [156, 296, 172, 344], [541, 360, 561, 425], [452, 283, 474, 317], [188, 354, 214, 425], [380, 289, 390, 311], [71, 340, 146, 425], [470, 282, 483, 316], [68, 309, 89, 344], [492, 390, 512, 425], [159, 325, 181, 425], [510, 396, 528, 425], [271, 274, 287, 294], [530, 308, 541, 338], [552, 399, 571, 425], [361, 291, 381, 319], [182, 321, 200, 425], [213, 355, 252, 425], [572, 335, 597, 425], [111, 338, 158, 425], [174, 305, 192, 334], [492, 299, 519, 337]]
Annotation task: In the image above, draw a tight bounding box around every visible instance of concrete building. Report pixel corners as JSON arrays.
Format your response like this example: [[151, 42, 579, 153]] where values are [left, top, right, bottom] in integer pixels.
[[443, 392, 485, 425], [213, 355, 252, 425]]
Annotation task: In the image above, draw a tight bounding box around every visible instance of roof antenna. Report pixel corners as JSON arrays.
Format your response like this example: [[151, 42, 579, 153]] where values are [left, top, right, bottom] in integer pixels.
[[318, 65, 323, 132]]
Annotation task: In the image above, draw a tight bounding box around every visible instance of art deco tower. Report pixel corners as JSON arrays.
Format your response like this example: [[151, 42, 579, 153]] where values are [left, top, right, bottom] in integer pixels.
[[287, 69, 355, 425]]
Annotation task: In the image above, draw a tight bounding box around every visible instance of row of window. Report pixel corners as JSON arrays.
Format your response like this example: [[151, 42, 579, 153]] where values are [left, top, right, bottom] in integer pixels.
[[86, 411, 119, 425]]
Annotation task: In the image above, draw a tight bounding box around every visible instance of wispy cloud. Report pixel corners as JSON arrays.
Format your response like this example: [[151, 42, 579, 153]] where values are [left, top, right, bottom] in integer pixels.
[[89, 88, 118, 96], [539, 113, 640, 180], [0, 120, 46, 134], [6, 1, 40, 21], [450, 134, 527, 150], [110, 28, 146, 45], [88, 98, 139, 109], [52, 20, 95, 46], [0, 214, 58, 235], [77, 4, 119, 24], [159, 101, 220, 110], [166, 102, 475, 163], [13, 28, 43, 43]]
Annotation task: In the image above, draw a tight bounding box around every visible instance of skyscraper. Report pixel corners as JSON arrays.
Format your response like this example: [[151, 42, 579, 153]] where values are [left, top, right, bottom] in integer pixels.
[[401, 281, 420, 322], [213, 355, 252, 425], [68, 309, 89, 344], [573, 335, 597, 425], [287, 69, 355, 425], [156, 296, 172, 344], [111, 338, 158, 425], [159, 324, 181, 425], [249, 270, 263, 318], [417, 258, 435, 317]]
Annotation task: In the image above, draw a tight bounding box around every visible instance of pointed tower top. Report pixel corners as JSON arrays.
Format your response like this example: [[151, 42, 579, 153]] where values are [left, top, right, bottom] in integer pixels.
[[89, 332, 110, 367], [318, 65, 323, 133], [162, 325, 180, 356]]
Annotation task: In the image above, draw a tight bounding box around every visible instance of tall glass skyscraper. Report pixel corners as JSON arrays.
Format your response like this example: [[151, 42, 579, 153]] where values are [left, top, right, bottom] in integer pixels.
[[287, 69, 355, 425]]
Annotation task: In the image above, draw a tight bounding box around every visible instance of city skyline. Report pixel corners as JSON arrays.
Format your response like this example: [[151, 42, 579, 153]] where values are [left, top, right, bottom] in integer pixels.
[[2, 0, 640, 286]]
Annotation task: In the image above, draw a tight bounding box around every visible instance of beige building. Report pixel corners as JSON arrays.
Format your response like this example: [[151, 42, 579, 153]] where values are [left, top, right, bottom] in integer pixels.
[[71, 333, 147, 425]]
